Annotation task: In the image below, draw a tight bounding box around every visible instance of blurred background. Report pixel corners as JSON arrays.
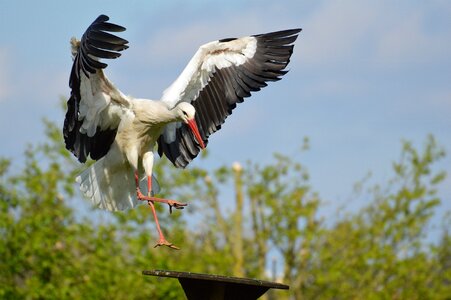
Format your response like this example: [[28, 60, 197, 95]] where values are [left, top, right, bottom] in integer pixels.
[[0, 1, 450, 299]]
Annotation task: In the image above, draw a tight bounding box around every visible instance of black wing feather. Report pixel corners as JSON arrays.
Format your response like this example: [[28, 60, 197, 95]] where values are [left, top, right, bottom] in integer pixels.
[[63, 15, 128, 163], [158, 28, 301, 168]]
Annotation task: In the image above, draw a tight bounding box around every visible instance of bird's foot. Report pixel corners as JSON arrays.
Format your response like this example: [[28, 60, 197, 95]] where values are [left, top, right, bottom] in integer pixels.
[[166, 200, 187, 214], [154, 238, 180, 250], [136, 190, 187, 214]]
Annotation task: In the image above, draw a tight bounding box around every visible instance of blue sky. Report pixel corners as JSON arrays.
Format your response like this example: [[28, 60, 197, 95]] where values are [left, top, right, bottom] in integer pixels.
[[1, 1, 450, 233]]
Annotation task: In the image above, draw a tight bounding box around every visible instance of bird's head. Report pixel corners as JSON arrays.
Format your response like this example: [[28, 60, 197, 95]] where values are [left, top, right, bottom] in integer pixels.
[[175, 102, 205, 149]]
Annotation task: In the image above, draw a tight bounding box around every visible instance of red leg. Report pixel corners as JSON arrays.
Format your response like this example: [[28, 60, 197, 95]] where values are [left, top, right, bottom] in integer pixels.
[[134, 172, 187, 212], [146, 199, 180, 249], [134, 171, 182, 250]]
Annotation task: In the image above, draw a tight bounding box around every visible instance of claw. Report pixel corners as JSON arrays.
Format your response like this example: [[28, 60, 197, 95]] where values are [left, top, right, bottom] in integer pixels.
[[154, 239, 180, 250], [137, 190, 188, 211], [168, 201, 187, 214], [134, 172, 185, 250]]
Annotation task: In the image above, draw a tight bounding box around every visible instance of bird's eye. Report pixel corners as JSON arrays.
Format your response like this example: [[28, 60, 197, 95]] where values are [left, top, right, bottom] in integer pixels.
[[183, 111, 188, 117]]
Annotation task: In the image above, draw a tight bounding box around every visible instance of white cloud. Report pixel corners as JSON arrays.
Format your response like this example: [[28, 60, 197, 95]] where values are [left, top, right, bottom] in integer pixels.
[[29, 70, 68, 102], [298, 0, 451, 69], [299, 1, 382, 67], [118, 13, 267, 97], [0, 48, 66, 105], [132, 14, 265, 68], [375, 12, 451, 66]]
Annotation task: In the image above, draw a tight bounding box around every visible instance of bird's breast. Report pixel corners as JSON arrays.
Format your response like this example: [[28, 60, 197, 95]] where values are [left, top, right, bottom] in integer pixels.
[[115, 118, 163, 156]]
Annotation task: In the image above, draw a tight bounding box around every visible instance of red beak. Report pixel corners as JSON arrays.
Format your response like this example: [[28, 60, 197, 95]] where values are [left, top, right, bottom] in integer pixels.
[[187, 118, 205, 149]]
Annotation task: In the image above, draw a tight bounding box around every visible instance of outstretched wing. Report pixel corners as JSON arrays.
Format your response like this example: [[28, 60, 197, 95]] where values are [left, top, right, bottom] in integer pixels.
[[63, 14, 133, 163], [158, 28, 302, 168]]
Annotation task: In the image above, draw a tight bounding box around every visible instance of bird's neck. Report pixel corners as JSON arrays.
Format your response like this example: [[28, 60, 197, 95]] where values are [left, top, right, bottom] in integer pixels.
[[134, 99, 179, 125]]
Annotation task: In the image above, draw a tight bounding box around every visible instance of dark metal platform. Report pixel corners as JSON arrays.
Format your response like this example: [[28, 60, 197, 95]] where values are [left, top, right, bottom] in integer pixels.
[[143, 270, 289, 300]]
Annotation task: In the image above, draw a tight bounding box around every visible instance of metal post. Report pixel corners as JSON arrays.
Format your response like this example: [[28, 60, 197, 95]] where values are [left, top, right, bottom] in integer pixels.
[[143, 270, 289, 300]]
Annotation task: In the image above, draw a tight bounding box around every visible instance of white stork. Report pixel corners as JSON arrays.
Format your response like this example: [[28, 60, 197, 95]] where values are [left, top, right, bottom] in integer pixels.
[[64, 15, 301, 249]]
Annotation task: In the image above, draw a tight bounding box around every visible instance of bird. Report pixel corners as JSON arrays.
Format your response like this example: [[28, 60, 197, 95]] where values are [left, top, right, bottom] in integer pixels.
[[63, 14, 301, 249]]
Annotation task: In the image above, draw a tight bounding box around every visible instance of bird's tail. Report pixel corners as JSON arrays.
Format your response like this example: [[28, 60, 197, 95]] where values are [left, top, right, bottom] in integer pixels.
[[76, 158, 160, 211]]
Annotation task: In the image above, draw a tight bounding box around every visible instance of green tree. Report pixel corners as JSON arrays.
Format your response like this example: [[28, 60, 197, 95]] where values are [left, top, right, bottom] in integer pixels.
[[0, 120, 189, 299], [0, 113, 449, 300], [160, 135, 449, 299], [297, 136, 449, 299]]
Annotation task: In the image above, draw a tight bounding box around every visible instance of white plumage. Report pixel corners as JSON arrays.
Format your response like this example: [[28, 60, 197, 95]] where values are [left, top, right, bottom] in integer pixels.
[[63, 15, 301, 248], [76, 157, 160, 211]]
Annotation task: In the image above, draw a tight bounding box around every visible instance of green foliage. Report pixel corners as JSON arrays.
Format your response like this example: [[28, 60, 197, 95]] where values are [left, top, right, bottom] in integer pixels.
[[0, 122, 187, 299], [0, 116, 449, 300], [298, 135, 449, 300]]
